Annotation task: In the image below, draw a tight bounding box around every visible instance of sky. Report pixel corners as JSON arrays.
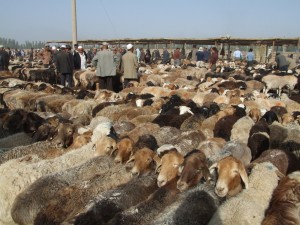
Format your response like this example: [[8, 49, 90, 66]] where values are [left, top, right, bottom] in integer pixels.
[[0, 0, 299, 44]]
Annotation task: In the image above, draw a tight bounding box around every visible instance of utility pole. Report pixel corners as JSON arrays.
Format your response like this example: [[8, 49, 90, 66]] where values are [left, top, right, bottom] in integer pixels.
[[71, 0, 77, 47]]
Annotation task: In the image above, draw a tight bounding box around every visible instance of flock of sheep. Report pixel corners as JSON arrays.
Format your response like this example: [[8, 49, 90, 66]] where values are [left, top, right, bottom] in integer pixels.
[[0, 57, 300, 225]]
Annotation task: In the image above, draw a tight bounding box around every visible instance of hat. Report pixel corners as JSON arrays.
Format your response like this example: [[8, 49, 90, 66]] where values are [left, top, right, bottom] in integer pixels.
[[51, 46, 56, 50], [60, 45, 66, 49], [198, 47, 203, 51], [78, 46, 83, 49], [127, 43, 133, 50], [102, 42, 109, 46]]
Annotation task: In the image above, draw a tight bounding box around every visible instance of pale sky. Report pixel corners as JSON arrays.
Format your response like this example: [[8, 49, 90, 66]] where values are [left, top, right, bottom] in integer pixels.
[[0, 0, 299, 43]]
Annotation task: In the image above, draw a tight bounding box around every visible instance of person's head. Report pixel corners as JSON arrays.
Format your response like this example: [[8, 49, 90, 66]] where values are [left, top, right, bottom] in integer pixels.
[[93, 47, 97, 53], [74, 43, 78, 50], [126, 43, 134, 52], [212, 47, 218, 52], [198, 47, 203, 52], [193, 45, 197, 49], [78, 46, 83, 53], [51, 46, 56, 52], [66, 45, 71, 51], [249, 48, 253, 52], [60, 45, 66, 51], [102, 42, 109, 50], [0, 45, 4, 50]]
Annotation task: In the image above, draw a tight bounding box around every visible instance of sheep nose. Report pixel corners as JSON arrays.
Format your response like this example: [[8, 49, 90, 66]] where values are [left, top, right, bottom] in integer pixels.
[[131, 171, 139, 176], [114, 158, 121, 163], [216, 187, 224, 192], [157, 179, 166, 187]]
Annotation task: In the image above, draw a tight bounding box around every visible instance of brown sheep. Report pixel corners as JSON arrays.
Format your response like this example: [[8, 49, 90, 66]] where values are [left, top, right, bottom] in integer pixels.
[[156, 148, 184, 187], [262, 171, 300, 225], [209, 156, 249, 197], [176, 150, 210, 192], [126, 147, 157, 176], [113, 137, 134, 163]]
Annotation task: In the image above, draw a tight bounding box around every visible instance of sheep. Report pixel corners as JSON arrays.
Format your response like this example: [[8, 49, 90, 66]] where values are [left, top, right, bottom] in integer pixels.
[[262, 74, 298, 96], [106, 178, 181, 225], [33, 162, 132, 225], [247, 119, 270, 159], [198, 137, 227, 163], [209, 156, 249, 198], [262, 171, 300, 225], [126, 147, 157, 176], [72, 175, 159, 225], [0, 132, 32, 152], [251, 149, 300, 175], [156, 148, 184, 187], [0, 142, 97, 225], [208, 162, 282, 225], [150, 183, 223, 225], [213, 104, 246, 141], [176, 150, 211, 192], [11, 155, 116, 225], [230, 116, 255, 144], [113, 136, 134, 163]]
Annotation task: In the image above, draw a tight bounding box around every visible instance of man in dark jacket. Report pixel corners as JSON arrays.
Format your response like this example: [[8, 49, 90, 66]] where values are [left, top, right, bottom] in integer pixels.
[[0, 45, 9, 71], [73, 43, 81, 70], [275, 52, 289, 72], [56, 45, 73, 87]]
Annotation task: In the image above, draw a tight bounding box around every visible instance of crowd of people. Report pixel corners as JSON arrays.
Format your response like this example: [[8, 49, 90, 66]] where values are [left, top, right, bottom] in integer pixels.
[[0, 42, 299, 91]]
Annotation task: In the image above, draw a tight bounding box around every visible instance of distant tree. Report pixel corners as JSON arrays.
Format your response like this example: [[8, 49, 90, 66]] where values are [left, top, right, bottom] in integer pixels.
[[0, 37, 45, 49]]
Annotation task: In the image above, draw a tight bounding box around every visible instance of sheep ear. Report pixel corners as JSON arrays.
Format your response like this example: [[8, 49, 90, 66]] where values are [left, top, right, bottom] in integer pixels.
[[238, 162, 249, 189], [209, 162, 218, 174], [110, 148, 118, 157], [126, 155, 135, 164], [202, 166, 212, 183], [275, 170, 285, 179]]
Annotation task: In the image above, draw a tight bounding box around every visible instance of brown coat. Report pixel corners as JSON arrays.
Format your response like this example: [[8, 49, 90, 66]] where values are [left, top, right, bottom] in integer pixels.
[[121, 51, 138, 79], [38, 49, 52, 65]]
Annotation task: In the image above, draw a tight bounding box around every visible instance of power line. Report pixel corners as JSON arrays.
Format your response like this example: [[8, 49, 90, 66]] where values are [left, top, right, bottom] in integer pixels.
[[100, 0, 120, 39]]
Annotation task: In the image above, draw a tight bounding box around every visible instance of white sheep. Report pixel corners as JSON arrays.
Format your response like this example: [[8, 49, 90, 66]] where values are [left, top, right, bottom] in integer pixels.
[[208, 162, 281, 225], [262, 74, 298, 96]]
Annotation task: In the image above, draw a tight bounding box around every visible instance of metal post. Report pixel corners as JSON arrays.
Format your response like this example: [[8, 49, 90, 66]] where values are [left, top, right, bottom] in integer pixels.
[[71, 0, 78, 47]]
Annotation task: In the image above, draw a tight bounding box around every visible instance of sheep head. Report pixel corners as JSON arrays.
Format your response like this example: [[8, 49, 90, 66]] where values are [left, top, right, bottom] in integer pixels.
[[156, 149, 184, 187], [209, 156, 249, 197], [126, 147, 156, 177], [177, 150, 210, 192]]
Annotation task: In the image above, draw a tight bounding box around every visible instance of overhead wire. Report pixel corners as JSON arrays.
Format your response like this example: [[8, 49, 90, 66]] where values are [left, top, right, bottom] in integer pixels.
[[100, 0, 120, 39]]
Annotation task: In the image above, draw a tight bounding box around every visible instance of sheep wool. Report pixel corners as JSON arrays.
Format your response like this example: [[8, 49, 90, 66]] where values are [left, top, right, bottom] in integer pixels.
[[208, 162, 280, 225]]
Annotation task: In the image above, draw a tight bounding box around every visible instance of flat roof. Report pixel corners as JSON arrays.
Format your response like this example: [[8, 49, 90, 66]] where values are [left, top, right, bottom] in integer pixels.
[[46, 37, 300, 46]]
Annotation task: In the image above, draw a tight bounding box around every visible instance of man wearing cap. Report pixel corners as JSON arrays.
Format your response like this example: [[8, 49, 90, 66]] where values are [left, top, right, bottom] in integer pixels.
[[55, 45, 73, 87], [0, 45, 9, 71], [121, 43, 138, 88], [92, 42, 116, 91]]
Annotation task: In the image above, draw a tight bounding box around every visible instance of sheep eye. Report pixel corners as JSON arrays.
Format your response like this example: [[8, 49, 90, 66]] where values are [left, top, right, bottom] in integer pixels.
[[146, 158, 152, 162]]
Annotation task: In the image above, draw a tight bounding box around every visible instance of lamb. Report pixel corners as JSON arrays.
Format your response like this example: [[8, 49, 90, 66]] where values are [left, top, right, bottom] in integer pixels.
[[262, 74, 298, 96], [262, 171, 300, 225], [208, 162, 282, 225]]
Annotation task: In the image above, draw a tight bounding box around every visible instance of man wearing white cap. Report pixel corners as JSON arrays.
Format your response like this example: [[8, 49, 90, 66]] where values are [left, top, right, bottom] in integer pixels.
[[92, 42, 116, 91], [121, 43, 138, 88], [0, 45, 9, 71]]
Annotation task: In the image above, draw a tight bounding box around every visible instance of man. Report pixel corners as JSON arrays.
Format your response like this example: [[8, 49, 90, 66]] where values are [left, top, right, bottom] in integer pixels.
[[38, 45, 52, 68], [78, 46, 87, 70], [162, 47, 170, 65], [233, 47, 242, 61], [0, 45, 9, 71], [55, 45, 73, 87], [275, 52, 289, 72], [73, 43, 81, 70], [92, 42, 116, 91], [121, 43, 138, 88], [173, 48, 181, 67]]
